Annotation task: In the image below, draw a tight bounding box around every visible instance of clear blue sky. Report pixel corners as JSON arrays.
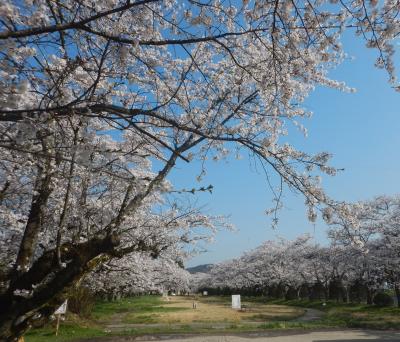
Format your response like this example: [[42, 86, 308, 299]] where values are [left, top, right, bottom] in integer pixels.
[[168, 33, 400, 267]]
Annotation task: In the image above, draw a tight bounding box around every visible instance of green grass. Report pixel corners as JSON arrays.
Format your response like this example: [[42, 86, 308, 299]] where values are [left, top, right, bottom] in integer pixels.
[[92, 295, 189, 323], [91, 295, 164, 320], [24, 319, 314, 342], [196, 297, 400, 330], [26, 296, 169, 342], [25, 322, 108, 342], [268, 298, 400, 330], [123, 306, 189, 324], [25, 296, 400, 342], [268, 298, 348, 309]]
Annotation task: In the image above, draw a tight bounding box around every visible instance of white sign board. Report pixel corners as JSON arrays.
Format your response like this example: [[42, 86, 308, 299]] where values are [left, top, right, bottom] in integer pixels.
[[232, 295, 241, 310], [55, 300, 68, 315], [203, 291, 208, 296]]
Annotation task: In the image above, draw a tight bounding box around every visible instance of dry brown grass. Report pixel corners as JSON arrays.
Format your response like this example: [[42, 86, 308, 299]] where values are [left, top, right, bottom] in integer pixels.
[[152, 296, 304, 324]]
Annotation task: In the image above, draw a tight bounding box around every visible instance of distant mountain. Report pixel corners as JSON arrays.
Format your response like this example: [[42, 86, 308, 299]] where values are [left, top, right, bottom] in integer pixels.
[[186, 264, 213, 274]]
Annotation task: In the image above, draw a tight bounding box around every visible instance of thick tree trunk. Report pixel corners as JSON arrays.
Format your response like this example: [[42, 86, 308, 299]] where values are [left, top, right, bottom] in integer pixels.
[[0, 234, 119, 341], [12, 166, 52, 284]]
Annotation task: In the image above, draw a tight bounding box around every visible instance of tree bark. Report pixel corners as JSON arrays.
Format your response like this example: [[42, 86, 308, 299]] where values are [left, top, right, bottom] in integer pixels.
[[345, 286, 350, 303], [324, 285, 329, 302], [0, 233, 119, 341], [395, 285, 400, 308], [366, 288, 373, 305], [12, 166, 52, 283]]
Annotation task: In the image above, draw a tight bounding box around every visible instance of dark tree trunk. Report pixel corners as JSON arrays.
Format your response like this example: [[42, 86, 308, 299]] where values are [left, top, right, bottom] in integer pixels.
[[366, 288, 373, 305], [0, 233, 119, 341], [324, 285, 329, 302], [344, 286, 350, 303], [12, 166, 52, 286], [395, 285, 400, 308]]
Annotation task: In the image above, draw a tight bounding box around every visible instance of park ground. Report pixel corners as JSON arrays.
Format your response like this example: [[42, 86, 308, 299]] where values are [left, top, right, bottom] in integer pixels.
[[25, 296, 400, 342]]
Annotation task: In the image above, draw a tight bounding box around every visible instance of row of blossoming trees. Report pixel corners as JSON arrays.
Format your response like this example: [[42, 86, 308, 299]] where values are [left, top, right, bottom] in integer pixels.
[[86, 249, 192, 299], [0, 0, 399, 340], [194, 196, 400, 306]]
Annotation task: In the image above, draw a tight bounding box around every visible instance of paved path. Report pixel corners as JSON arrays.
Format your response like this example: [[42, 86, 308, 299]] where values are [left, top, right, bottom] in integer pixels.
[[295, 308, 324, 322], [79, 329, 400, 342]]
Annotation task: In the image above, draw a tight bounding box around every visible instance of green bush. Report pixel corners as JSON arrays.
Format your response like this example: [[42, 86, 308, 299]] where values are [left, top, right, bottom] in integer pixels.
[[68, 286, 96, 317], [373, 292, 394, 307]]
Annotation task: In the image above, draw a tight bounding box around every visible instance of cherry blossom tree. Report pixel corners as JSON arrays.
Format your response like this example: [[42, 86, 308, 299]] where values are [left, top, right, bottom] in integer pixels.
[[376, 200, 400, 306], [198, 236, 318, 298], [88, 252, 191, 298], [329, 196, 400, 305], [197, 196, 400, 305], [0, 0, 399, 340], [196, 226, 393, 304]]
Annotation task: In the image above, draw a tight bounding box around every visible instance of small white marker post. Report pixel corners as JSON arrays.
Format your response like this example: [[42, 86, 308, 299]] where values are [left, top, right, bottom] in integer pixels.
[[54, 300, 68, 336], [232, 295, 241, 310]]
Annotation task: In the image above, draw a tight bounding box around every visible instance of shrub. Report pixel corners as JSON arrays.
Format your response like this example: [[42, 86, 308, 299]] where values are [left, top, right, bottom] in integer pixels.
[[68, 286, 96, 317], [373, 292, 394, 307]]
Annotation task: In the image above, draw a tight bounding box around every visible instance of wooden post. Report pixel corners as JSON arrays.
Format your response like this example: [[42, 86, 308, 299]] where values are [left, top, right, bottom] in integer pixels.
[[55, 314, 61, 336], [54, 299, 68, 336]]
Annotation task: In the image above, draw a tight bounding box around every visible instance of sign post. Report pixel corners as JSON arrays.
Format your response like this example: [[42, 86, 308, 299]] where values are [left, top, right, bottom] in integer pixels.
[[231, 294, 241, 310], [54, 300, 68, 336]]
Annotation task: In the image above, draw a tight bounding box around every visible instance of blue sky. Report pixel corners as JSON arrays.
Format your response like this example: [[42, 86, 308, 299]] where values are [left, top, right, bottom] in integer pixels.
[[168, 32, 400, 267]]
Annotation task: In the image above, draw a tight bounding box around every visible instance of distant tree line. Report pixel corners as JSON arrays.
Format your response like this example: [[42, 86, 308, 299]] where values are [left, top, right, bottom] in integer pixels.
[[194, 196, 400, 307]]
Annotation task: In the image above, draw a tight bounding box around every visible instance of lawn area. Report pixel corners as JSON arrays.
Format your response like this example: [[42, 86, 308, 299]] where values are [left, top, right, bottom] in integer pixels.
[[269, 299, 400, 330], [91, 295, 178, 320], [122, 295, 303, 324], [25, 296, 400, 342], [24, 313, 107, 342], [25, 295, 303, 341]]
